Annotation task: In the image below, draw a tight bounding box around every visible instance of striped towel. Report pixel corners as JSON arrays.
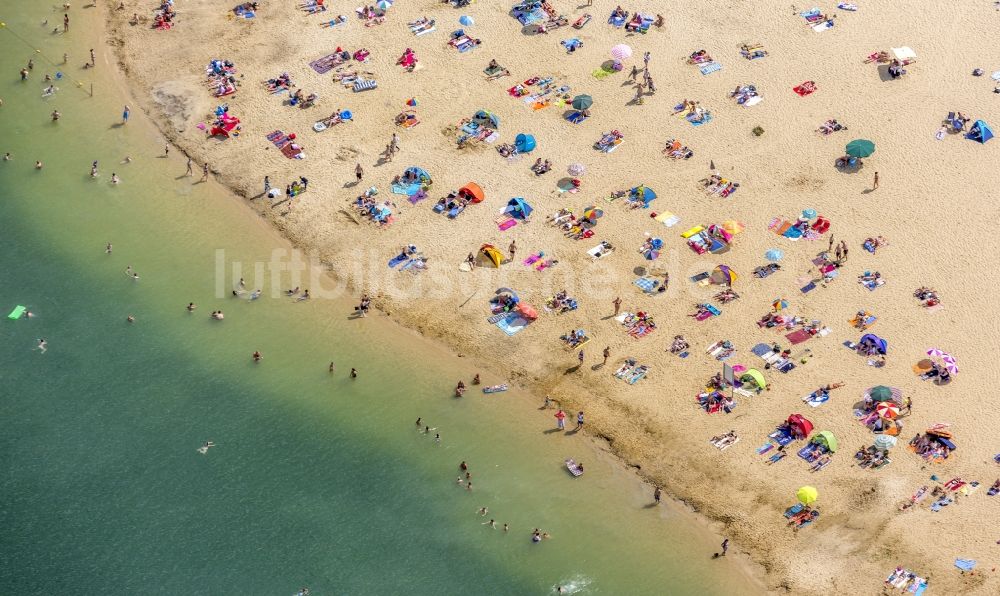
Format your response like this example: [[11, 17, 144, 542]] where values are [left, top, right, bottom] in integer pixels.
[[699, 62, 722, 75], [633, 277, 658, 293], [353, 79, 377, 92]]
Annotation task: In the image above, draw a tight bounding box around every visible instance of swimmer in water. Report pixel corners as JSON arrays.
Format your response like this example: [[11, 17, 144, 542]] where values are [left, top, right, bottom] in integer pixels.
[[4, 153, 11, 161], [126, 315, 135, 323], [186, 302, 196, 312], [252, 351, 262, 362], [472, 373, 480, 385], [122, 156, 132, 163], [111, 173, 120, 185], [460, 461, 468, 471], [51, 109, 60, 121], [483, 519, 496, 529], [197, 441, 215, 454], [296, 289, 311, 302], [239, 277, 246, 289], [249, 289, 261, 300], [478, 507, 488, 516], [124, 265, 133, 276], [285, 286, 300, 296], [328, 362, 335, 373], [35, 338, 47, 353], [350, 367, 357, 378], [456, 477, 464, 485], [415, 417, 422, 426], [131, 272, 140, 281], [503, 523, 509, 532], [435, 433, 441, 443], [211, 310, 224, 320], [35, 160, 43, 169], [105, 242, 112, 253], [90, 160, 98, 177]]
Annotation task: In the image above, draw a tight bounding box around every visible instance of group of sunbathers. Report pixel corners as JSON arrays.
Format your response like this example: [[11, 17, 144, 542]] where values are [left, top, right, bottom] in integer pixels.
[[862, 235, 888, 253], [546, 291, 577, 313], [739, 43, 767, 60], [753, 263, 782, 278], [352, 188, 394, 225], [662, 138, 693, 159], [729, 84, 759, 105], [595, 130, 624, 151], [709, 431, 739, 450], [817, 118, 847, 135], [265, 72, 293, 93], [560, 328, 588, 349], [913, 286, 939, 307], [700, 174, 739, 197], [531, 158, 552, 175], [620, 311, 656, 338], [698, 390, 735, 414], [909, 433, 952, 461], [207, 59, 238, 97], [153, 1, 175, 29], [300, 0, 326, 13]]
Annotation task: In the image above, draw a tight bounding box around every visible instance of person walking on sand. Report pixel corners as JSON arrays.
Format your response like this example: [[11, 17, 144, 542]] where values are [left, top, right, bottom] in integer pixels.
[[355, 162, 363, 182], [720, 538, 729, 556], [577, 349, 584, 366], [576, 411, 584, 430], [90, 48, 96, 67], [602, 346, 610, 365], [508, 240, 516, 259], [841, 241, 849, 262], [263, 175, 270, 196], [555, 409, 566, 430], [164, 144, 169, 157], [121, 105, 130, 124], [613, 296, 621, 316], [654, 485, 662, 504], [644, 51, 651, 68], [629, 64, 639, 81], [873, 171, 879, 190], [200, 163, 209, 182], [827, 233, 835, 253], [185, 157, 193, 177]]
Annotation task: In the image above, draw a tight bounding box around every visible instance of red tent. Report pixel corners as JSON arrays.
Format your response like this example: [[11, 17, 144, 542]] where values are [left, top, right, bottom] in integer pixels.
[[787, 414, 814, 439]]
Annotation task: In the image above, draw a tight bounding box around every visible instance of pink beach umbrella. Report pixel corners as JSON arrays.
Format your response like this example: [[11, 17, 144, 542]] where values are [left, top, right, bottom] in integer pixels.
[[610, 44, 633, 61], [942, 355, 959, 374]]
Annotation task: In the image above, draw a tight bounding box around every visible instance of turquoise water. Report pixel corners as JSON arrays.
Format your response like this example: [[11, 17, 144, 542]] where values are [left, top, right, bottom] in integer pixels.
[[0, 6, 760, 595]]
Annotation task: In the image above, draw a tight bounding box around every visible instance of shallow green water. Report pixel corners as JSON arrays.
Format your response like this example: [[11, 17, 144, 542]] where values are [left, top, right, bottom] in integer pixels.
[[0, 6, 759, 595]]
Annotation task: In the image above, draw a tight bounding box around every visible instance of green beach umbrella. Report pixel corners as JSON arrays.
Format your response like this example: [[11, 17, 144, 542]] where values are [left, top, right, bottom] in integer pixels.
[[845, 139, 875, 158], [572, 94, 593, 110]]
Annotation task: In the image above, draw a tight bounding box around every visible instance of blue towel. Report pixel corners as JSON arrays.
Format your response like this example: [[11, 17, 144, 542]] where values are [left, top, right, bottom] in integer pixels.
[[633, 277, 658, 293], [495, 312, 528, 336], [705, 304, 721, 316], [387, 253, 408, 268], [689, 113, 713, 126], [391, 182, 423, 196], [751, 343, 772, 357], [800, 282, 816, 293], [955, 559, 976, 571]]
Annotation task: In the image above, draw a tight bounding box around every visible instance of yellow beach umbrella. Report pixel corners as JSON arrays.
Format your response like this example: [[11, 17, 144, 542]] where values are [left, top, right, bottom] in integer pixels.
[[796, 486, 819, 505]]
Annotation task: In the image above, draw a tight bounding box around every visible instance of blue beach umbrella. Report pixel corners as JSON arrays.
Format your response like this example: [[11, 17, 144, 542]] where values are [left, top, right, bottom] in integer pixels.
[[801, 208, 817, 220], [459, 15, 474, 26], [765, 248, 784, 262]]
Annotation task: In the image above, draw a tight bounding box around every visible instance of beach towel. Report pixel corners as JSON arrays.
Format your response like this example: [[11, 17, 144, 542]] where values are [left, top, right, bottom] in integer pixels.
[[309, 53, 344, 74], [812, 20, 834, 32], [699, 62, 722, 75], [591, 68, 614, 80], [800, 282, 816, 293], [688, 113, 713, 126], [387, 253, 408, 268], [803, 392, 829, 407], [743, 96, 763, 107], [495, 312, 529, 336], [497, 217, 517, 231], [654, 211, 680, 227], [786, 329, 812, 345], [390, 182, 422, 196], [353, 79, 378, 92], [955, 559, 976, 571], [281, 144, 304, 159], [634, 277, 658, 293]]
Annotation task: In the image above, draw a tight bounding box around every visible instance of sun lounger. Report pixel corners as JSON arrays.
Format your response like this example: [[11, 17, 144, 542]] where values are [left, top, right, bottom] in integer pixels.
[[353, 78, 377, 92], [699, 62, 722, 75]]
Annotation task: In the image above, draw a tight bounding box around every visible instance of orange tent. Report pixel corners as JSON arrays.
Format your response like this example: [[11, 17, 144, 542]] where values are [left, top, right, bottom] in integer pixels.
[[459, 182, 485, 204]]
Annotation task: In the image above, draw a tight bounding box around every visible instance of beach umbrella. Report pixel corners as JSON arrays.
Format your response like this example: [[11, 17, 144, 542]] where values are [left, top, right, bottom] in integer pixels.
[[376, 0, 392, 10], [802, 208, 818, 219], [572, 94, 593, 110], [845, 139, 876, 158], [864, 385, 903, 405], [567, 163, 586, 176], [942, 355, 959, 374], [873, 434, 898, 451], [875, 402, 900, 420], [459, 15, 474, 26], [765, 248, 784, 262], [516, 302, 538, 320], [583, 206, 604, 220], [406, 97, 418, 107], [772, 298, 789, 311], [926, 347, 947, 359], [610, 44, 633, 61], [710, 265, 737, 286], [796, 486, 819, 505]]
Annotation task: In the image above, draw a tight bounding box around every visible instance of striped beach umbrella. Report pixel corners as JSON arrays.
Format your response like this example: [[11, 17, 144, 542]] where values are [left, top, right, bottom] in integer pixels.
[[772, 298, 789, 311], [873, 434, 898, 451], [875, 402, 900, 420], [610, 44, 633, 61], [926, 347, 947, 358], [942, 355, 959, 374]]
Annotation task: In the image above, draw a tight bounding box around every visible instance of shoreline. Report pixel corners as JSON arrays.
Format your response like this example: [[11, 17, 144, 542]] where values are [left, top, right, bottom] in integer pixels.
[[100, 2, 1000, 594], [97, 8, 781, 590]]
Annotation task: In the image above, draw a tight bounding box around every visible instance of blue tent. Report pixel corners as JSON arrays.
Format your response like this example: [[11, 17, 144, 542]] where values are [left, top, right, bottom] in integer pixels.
[[630, 186, 657, 207], [505, 197, 534, 219], [859, 333, 887, 355], [403, 166, 432, 183], [515, 133, 536, 153], [968, 120, 993, 144], [474, 110, 499, 128]]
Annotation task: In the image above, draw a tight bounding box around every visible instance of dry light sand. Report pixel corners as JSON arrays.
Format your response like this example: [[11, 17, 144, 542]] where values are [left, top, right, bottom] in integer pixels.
[[108, 0, 1000, 593]]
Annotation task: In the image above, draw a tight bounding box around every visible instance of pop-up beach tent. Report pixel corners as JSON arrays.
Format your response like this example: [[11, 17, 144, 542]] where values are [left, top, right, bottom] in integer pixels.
[[479, 244, 505, 267], [459, 182, 485, 203], [968, 120, 993, 144], [787, 414, 814, 438], [514, 133, 536, 153], [860, 333, 888, 354], [811, 430, 838, 452], [505, 197, 533, 219]]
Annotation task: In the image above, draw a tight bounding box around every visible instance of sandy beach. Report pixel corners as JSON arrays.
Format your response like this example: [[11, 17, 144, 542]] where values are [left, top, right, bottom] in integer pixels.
[[105, 1, 1000, 593]]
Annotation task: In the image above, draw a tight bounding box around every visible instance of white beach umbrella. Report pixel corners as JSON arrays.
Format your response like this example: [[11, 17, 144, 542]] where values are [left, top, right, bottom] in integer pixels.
[[610, 44, 633, 61], [567, 163, 586, 176]]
